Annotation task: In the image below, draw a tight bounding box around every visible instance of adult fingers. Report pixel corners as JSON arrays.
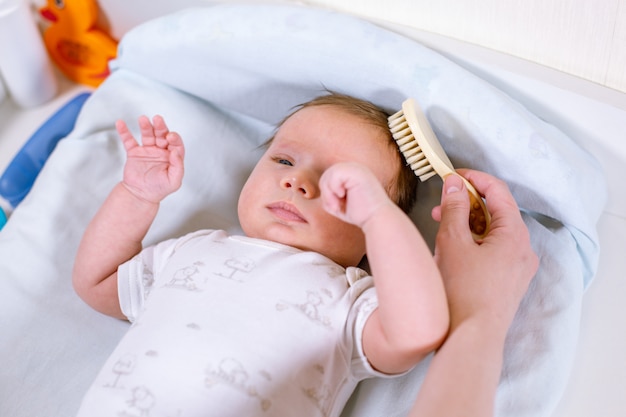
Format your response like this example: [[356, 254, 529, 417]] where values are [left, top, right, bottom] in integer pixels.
[[436, 175, 474, 245], [458, 169, 538, 276], [456, 169, 525, 236]]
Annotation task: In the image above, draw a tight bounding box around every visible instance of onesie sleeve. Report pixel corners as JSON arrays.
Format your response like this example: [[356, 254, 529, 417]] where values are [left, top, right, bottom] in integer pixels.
[[344, 268, 384, 380], [117, 230, 214, 322], [349, 285, 382, 379], [345, 267, 413, 381], [117, 254, 144, 323], [117, 237, 178, 322]]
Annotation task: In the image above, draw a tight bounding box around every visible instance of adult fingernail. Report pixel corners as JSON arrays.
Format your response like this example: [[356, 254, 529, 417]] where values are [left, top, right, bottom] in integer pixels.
[[445, 175, 463, 194]]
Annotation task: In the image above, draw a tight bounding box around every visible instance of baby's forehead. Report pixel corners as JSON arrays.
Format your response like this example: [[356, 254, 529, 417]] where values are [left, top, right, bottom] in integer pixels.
[[280, 104, 390, 137], [282, 106, 393, 153], [285, 103, 384, 124]]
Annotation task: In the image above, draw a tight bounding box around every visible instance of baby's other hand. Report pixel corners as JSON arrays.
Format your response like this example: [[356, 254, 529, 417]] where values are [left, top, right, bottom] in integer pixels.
[[319, 162, 391, 228], [117, 115, 185, 203]]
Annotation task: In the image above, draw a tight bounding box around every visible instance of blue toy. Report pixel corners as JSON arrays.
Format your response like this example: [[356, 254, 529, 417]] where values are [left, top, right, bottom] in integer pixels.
[[0, 92, 90, 230], [0, 206, 6, 230]]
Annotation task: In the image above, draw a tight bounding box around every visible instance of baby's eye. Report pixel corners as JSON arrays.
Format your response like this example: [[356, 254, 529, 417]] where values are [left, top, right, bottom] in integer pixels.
[[273, 157, 293, 166]]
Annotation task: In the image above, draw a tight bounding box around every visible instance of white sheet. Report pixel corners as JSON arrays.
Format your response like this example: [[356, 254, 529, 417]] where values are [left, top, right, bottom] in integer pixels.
[[0, 4, 606, 417]]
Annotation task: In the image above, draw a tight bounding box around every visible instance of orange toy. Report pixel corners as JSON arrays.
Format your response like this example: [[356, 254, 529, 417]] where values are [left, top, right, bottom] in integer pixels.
[[40, 0, 117, 88]]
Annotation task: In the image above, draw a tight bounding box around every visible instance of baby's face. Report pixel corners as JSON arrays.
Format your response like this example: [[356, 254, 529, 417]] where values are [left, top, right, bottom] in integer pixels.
[[238, 104, 398, 267]]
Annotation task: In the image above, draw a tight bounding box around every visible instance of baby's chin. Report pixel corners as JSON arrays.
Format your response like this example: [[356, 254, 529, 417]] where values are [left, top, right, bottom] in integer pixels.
[[241, 223, 365, 267], [241, 223, 307, 249]]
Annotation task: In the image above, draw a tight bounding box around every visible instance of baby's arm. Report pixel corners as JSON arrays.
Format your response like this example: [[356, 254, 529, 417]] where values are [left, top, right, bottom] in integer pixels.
[[320, 162, 448, 375], [72, 115, 184, 319]]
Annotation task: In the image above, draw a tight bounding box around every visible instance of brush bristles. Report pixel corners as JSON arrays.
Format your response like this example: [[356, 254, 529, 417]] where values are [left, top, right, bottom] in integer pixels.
[[388, 110, 437, 182]]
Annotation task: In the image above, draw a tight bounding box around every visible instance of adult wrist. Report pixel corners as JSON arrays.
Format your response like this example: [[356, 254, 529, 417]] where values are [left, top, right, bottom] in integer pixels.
[[451, 315, 510, 347]]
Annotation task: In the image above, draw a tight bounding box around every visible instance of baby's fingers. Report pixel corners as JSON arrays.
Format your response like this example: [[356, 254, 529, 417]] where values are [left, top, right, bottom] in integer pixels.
[[320, 175, 346, 216], [167, 131, 185, 181], [166, 131, 185, 161], [138, 115, 157, 146], [152, 115, 170, 148], [116, 120, 138, 153]]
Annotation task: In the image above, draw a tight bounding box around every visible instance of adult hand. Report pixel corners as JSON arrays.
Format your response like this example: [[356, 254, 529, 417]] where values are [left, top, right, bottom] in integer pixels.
[[409, 170, 538, 417], [432, 170, 538, 332]]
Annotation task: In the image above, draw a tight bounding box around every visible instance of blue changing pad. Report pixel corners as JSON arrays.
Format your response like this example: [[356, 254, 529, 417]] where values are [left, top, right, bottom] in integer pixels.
[[0, 92, 90, 214]]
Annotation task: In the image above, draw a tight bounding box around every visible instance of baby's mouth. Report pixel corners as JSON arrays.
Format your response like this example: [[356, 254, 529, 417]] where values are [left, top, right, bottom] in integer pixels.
[[267, 202, 307, 223]]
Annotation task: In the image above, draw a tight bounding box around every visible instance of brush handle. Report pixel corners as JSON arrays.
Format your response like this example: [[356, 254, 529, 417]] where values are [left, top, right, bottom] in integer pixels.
[[457, 175, 490, 238]]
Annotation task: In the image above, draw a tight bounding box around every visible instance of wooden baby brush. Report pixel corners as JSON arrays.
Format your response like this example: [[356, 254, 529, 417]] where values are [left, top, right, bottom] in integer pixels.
[[388, 98, 490, 239]]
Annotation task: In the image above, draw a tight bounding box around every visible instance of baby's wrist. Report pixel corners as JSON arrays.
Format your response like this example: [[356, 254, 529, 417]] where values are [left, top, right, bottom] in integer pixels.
[[360, 199, 398, 232], [118, 182, 162, 207]]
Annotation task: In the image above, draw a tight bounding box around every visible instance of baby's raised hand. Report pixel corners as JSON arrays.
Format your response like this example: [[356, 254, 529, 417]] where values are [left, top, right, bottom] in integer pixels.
[[319, 162, 392, 228], [117, 115, 185, 203]]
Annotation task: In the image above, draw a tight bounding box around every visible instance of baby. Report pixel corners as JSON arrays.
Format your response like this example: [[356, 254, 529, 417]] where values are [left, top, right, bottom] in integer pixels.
[[73, 92, 449, 417]]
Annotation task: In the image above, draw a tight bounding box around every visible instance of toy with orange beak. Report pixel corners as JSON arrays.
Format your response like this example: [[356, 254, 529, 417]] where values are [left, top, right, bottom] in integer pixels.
[[40, 0, 117, 87]]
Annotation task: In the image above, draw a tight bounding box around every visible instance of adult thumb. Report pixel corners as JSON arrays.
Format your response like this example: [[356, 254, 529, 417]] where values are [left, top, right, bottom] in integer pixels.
[[438, 174, 472, 239]]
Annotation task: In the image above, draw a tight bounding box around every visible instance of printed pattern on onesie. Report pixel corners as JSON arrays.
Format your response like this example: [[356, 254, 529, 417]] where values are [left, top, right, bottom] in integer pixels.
[[77, 229, 381, 417]]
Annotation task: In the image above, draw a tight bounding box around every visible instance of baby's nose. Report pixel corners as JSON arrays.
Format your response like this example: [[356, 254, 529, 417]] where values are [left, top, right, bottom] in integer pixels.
[[280, 175, 318, 198]]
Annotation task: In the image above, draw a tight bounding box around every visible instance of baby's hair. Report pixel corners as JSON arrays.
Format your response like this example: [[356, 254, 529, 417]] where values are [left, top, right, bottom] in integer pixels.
[[266, 91, 419, 214]]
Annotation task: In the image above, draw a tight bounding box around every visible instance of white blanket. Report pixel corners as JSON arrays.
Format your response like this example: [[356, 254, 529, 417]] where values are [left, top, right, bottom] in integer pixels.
[[0, 4, 606, 417]]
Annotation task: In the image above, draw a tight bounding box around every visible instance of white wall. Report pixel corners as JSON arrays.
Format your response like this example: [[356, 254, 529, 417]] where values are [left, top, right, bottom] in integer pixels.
[[28, 0, 626, 95], [301, 0, 626, 95]]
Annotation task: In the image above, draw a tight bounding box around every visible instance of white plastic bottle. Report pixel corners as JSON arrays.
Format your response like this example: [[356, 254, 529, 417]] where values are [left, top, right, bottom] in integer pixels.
[[0, 0, 57, 107]]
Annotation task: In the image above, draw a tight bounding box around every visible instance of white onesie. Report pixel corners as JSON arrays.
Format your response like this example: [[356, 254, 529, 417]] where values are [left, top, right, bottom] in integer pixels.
[[77, 229, 387, 417]]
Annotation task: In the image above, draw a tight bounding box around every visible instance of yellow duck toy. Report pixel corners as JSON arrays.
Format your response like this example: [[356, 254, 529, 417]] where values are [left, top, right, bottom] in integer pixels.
[[40, 0, 117, 87]]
